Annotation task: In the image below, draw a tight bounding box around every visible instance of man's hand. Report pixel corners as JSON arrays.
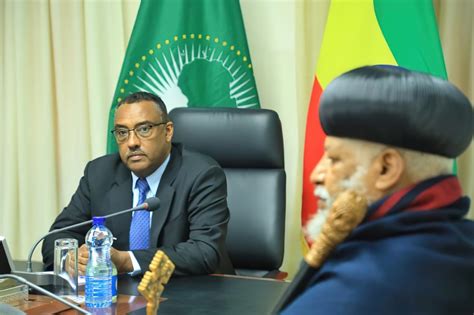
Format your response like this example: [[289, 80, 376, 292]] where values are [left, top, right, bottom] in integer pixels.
[[110, 247, 134, 274], [69, 245, 133, 275], [67, 244, 89, 276]]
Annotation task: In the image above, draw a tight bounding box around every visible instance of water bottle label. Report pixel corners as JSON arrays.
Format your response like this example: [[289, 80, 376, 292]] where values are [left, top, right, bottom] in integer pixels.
[[112, 274, 117, 301], [85, 276, 112, 308]]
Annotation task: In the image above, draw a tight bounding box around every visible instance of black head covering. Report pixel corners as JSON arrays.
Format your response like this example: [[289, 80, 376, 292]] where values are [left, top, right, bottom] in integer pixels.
[[319, 65, 473, 158]]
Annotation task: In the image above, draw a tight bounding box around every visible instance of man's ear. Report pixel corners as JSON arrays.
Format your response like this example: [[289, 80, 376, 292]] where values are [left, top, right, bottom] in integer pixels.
[[165, 122, 174, 143], [373, 148, 405, 192]]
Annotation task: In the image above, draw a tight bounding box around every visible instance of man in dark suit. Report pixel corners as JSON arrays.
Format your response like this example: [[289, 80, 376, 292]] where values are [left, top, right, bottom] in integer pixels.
[[42, 92, 234, 276]]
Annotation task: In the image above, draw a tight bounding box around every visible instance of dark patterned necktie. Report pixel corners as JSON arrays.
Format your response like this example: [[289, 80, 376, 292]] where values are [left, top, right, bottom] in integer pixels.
[[129, 178, 151, 250]]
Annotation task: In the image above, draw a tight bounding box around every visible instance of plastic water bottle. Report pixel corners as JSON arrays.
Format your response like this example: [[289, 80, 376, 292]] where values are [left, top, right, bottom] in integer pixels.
[[111, 262, 117, 303], [85, 217, 113, 308]]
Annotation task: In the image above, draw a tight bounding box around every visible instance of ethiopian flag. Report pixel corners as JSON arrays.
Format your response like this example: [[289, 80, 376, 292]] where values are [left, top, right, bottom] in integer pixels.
[[107, 0, 259, 153], [301, 0, 447, 246]]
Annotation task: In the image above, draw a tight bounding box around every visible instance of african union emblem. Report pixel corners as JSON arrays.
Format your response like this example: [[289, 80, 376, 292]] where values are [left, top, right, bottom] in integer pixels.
[[116, 33, 259, 112], [107, 0, 260, 153]]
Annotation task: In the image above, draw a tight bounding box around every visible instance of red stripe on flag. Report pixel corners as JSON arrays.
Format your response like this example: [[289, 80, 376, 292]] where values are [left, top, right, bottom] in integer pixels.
[[302, 77, 326, 244]]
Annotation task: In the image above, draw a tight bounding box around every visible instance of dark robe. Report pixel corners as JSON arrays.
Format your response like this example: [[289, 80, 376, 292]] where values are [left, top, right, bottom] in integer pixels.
[[283, 175, 474, 314]]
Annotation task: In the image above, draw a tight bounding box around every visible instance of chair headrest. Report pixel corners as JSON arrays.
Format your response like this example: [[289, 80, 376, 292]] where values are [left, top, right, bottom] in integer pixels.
[[169, 108, 284, 168]]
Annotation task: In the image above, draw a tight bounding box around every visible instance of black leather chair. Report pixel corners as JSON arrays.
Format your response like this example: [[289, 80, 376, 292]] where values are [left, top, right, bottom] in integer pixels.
[[169, 108, 286, 278]]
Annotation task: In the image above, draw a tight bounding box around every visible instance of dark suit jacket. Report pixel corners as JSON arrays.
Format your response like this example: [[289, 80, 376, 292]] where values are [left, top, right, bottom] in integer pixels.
[[41, 144, 234, 276]]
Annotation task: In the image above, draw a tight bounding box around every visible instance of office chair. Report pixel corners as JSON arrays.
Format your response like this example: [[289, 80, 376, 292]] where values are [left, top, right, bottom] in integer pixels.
[[169, 107, 286, 278]]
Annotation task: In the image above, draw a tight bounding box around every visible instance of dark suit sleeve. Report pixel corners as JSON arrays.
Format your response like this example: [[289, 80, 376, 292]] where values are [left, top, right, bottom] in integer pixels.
[[41, 163, 93, 271], [133, 165, 229, 275]]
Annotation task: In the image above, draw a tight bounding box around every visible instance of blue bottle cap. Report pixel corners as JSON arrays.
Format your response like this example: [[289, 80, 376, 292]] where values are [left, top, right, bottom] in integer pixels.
[[92, 216, 105, 226]]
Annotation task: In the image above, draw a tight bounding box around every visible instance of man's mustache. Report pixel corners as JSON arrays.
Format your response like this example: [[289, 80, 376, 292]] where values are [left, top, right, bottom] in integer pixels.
[[127, 150, 146, 158], [314, 185, 330, 200]]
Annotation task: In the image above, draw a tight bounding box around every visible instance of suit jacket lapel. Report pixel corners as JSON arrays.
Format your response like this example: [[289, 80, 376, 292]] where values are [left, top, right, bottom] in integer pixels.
[[150, 145, 181, 245], [107, 162, 133, 250]]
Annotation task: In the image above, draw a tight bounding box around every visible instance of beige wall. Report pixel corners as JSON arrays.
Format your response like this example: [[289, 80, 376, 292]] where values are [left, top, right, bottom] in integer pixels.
[[0, 0, 472, 278]]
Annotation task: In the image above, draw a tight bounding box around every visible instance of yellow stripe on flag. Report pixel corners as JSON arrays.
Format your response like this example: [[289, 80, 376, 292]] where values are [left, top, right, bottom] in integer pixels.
[[316, 0, 397, 89]]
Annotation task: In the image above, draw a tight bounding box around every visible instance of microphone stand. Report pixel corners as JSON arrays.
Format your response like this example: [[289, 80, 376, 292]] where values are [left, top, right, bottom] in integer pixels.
[[26, 203, 149, 272], [13, 197, 159, 290], [0, 274, 91, 315]]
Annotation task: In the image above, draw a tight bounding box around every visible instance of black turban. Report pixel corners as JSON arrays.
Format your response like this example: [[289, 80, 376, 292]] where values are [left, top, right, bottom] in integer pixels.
[[319, 65, 473, 158]]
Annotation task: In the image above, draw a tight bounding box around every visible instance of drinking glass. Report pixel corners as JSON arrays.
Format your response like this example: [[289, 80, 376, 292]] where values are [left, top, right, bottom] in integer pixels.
[[54, 238, 78, 297]]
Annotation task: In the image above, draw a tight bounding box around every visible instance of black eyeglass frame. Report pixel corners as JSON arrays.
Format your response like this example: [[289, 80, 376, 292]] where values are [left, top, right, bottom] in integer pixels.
[[111, 122, 167, 142]]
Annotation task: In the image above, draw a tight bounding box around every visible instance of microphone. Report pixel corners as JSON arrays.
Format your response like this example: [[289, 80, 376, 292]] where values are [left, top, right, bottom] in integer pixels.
[[144, 197, 160, 212], [26, 197, 160, 272], [0, 274, 91, 314], [20, 197, 160, 275]]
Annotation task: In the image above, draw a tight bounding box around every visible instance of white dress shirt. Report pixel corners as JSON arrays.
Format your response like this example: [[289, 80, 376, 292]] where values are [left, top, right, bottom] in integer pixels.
[[128, 154, 170, 274]]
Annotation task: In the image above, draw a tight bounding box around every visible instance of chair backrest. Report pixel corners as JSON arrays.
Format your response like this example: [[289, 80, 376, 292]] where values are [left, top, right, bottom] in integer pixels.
[[169, 108, 286, 276]]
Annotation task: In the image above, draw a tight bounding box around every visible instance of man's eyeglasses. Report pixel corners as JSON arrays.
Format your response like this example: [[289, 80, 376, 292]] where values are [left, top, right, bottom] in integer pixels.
[[111, 122, 167, 142]]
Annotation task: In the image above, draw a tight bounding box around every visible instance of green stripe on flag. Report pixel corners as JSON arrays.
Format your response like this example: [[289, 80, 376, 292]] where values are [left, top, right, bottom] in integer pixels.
[[374, 0, 447, 78]]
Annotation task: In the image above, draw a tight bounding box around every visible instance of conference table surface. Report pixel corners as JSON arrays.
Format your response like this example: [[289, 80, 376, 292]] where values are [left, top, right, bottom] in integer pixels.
[[16, 271, 289, 314], [123, 274, 289, 315]]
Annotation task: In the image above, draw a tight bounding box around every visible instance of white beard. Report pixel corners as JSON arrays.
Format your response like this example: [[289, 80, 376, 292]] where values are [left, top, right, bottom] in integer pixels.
[[304, 206, 330, 240], [304, 186, 332, 240], [304, 165, 369, 241]]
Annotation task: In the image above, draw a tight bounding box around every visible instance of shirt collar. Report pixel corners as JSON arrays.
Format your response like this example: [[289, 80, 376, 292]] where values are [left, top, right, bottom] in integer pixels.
[[131, 154, 171, 194]]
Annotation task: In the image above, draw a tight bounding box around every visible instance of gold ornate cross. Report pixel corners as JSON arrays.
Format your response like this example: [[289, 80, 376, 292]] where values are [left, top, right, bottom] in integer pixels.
[[137, 250, 175, 315]]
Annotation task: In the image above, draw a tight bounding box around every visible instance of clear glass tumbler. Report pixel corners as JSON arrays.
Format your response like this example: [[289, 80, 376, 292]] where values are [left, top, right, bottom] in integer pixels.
[[53, 238, 78, 297]]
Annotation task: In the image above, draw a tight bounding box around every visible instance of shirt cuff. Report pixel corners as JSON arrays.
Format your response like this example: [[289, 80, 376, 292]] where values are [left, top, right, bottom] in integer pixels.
[[128, 251, 142, 276]]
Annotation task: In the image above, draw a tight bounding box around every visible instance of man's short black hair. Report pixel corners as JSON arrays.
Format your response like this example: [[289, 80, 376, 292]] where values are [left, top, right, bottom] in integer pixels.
[[118, 91, 169, 121]]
